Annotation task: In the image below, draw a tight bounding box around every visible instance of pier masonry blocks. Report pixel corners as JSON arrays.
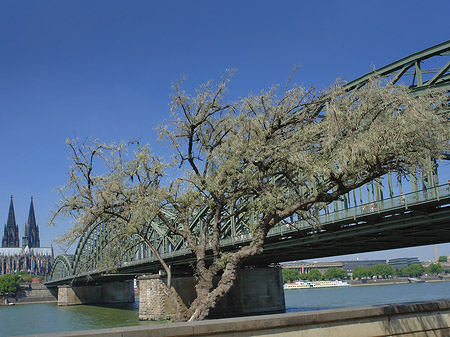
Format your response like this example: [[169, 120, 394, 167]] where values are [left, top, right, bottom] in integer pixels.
[[57, 281, 134, 306], [138, 266, 285, 321]]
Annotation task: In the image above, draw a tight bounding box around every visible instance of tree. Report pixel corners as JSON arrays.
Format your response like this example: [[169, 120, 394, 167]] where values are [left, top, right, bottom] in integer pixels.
[[324, 267, 347, 280], [427, 263, 443, 274], [438, 256, 448, 262], [403, 264, 425, 277], [0, 274, 20, 296], [306, 269, 323, 281], [370, 264, 395, 278], [51, 72, 450, 322], [394, 267, 405, 276], [282, 269, 301, 283], [352, 266, 369, 279]]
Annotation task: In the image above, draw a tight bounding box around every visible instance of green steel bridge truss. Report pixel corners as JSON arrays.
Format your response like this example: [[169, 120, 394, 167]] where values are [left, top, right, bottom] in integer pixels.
[[48, 40, 450, 284]]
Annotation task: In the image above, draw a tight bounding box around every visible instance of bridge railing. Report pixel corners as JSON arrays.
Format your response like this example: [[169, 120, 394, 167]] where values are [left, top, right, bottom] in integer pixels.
[[265, 183, 450, 238]]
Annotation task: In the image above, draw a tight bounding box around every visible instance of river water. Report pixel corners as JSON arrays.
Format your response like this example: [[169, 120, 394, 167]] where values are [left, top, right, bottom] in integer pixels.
[[1, 281, 449, 337]]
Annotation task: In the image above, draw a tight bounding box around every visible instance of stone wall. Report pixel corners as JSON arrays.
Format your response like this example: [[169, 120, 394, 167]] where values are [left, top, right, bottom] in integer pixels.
[[211, 266, 285, 318], [17, 283, 57, 303], [139, 275, 175, 321], [138, 267, 285, 321], [58, 285, 102, 305], [58, 281, 134, 306], [5, 283, 57, 304]]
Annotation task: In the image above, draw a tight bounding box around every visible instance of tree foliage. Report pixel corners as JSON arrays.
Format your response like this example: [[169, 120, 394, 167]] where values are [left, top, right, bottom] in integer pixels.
[[51, 71, 450, 321], [305, 269, 323, 281], [427, 263, 443, 274], [352, 266, 370, 279], [353, 263, 425, 278], [403, 264, 425, 277], [282, 268, 301, 283], [0, 274, 20, 296], [438, 256, 448, 262], [324, 267, 347, 280], [370, 264, 395, 278]]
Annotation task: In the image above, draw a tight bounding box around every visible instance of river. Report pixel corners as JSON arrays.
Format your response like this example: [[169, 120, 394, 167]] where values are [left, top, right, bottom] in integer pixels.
[[1, 281, 449, 336]]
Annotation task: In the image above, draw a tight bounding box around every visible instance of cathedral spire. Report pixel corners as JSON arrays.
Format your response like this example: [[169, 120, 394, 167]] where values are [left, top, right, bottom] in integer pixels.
[[23, 196, 40, 248], [27, 196, 36, 228], [7, 195, 16, 228], [2, 196, 20, 248]]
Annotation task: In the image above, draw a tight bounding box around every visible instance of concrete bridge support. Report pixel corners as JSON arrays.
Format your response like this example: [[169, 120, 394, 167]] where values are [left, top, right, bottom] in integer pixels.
[[139, 266, 285, 321], [57, 280, 134, 306]]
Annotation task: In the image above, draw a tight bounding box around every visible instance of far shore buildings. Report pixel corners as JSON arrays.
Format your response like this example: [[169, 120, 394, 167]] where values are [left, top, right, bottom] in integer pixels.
[[281, 260, 387, 275], [281, 257, 427, 276], [0, 196, 54, 276]]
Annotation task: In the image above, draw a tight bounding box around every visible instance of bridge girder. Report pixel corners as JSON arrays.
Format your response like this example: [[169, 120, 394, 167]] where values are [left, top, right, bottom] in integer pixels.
[[345, 40, 450, 93], [49, 254, 75, 281]]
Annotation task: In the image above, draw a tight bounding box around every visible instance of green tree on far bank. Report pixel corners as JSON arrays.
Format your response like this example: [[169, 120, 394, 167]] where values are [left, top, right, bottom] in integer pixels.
[[305, 269, 323, 281], [370, 264, 394, 278], [0, 274, 20, 296], [438, 256, 448, 262], [352, 266, 370, 279], [282, 269, 301, 283], [324, 267, 347, 280], [427, 263, 443, 274], [403, 264, 425, 277]]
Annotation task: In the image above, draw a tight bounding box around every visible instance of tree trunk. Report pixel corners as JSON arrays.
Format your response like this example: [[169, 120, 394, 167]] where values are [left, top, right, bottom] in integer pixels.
[[187, 234, 265, 321]]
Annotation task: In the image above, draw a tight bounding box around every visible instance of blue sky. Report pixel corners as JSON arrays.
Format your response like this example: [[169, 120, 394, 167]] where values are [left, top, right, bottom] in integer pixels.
[[0, 1, 449, 260]]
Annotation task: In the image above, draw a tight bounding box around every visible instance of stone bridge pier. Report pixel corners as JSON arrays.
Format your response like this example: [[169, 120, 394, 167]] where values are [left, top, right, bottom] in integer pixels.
[[57, 280, 134, 306], [138, 266, 285, 321]]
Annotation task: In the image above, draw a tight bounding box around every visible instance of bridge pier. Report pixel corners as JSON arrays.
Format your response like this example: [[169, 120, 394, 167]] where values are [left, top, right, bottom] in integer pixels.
[[138, 266, 285, 321], [57, 280, 134, 306]]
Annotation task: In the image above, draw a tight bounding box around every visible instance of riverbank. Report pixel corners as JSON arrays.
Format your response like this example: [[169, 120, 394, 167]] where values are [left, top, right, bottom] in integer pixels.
[[349, 275, 450, 287], [2, 283, 57, 305]]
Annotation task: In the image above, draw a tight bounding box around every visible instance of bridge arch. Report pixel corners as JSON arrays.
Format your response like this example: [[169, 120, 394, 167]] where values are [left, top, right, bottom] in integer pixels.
[[49, 254, 75, 281], [345, 40, 450, 92], [70, 207, 189, 276], [67, 203, 250, 277]]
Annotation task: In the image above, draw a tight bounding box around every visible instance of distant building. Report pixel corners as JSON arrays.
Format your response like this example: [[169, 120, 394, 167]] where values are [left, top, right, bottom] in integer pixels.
[[388, 257, 420, 269], [341, 260, 386, 273], [282, 259, 387, 275], [281, 261, 342, 275], [0, 196, 54, 276]]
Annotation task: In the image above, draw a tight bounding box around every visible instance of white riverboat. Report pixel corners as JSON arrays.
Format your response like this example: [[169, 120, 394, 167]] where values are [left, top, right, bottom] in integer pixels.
[[283, 280, 351, 290]]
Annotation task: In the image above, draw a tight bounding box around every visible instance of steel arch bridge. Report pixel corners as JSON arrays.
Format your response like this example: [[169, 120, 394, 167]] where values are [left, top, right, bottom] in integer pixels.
[[48, 40, 450, 284]]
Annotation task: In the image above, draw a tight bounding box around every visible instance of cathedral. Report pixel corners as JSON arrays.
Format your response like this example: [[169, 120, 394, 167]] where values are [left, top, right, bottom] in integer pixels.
[[0, 197, 54, 276]]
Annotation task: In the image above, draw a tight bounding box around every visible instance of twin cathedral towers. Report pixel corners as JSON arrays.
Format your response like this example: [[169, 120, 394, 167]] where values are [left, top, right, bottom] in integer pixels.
[[2, 196, 40, 249], [0, 196, 53, 276]]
